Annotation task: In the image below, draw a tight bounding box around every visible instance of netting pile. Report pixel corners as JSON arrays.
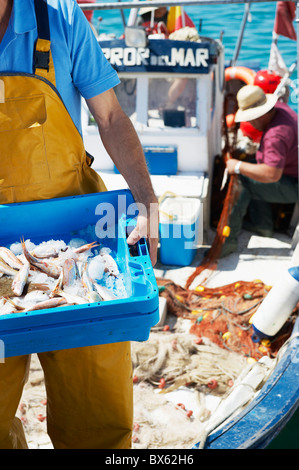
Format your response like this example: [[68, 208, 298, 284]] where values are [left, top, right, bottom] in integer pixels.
[[157, 278, 297, 361], [132, 329, 246, 396]]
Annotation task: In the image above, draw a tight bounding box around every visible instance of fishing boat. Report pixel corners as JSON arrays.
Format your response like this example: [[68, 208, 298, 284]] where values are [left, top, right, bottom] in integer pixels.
[[11, 0, 292, 450], [83, 0, 299, 449]]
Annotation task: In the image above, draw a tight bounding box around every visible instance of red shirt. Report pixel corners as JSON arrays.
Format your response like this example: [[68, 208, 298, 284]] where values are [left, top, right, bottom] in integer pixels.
[[256, 101, 298, 179]]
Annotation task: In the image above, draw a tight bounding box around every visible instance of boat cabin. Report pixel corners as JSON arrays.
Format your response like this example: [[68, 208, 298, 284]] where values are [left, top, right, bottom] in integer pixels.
[[82, 35, 225, 239]]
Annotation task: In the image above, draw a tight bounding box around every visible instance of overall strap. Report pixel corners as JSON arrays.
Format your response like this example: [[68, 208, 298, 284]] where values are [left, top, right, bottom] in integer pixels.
[[33, 0, 56, 85]]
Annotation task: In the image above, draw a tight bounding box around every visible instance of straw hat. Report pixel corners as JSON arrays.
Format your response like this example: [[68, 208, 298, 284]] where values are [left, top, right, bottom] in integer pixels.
[[234, 85, 278, 123]]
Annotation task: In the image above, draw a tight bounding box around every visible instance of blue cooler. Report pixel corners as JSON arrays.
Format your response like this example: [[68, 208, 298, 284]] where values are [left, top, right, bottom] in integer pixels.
[[159, 196, 202, 266], [114, 145, 178, 175]]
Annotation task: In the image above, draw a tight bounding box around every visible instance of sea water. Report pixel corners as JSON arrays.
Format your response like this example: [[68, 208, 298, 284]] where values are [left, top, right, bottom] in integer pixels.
[[92, 2, 298, 111]]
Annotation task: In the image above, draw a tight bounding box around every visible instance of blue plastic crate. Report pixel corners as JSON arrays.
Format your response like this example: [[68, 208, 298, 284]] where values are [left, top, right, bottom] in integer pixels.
[[0, 190, 159, 358]]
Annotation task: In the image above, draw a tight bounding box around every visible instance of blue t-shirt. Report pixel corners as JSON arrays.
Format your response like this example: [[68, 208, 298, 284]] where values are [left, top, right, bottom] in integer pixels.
[[0, 0, 120, 133]]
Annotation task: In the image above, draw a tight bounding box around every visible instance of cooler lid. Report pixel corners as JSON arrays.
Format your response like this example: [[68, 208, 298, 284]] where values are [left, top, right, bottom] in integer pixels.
[[159, 196, 201, 224]]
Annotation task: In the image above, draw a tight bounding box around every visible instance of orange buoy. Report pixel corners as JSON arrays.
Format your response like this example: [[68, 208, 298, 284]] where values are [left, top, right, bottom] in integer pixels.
[[225, 66, 256, 85]]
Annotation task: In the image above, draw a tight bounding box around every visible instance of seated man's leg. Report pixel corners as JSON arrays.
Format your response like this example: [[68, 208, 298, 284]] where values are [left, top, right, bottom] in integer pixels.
[[244, 199, 274, 236], [241, 174, 298, 205], [220, 174, 298, 257]]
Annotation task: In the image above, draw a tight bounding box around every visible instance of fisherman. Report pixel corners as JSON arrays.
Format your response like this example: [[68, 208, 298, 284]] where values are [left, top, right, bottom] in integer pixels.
[[0, 0, 158, 449], [222, 84, 298, 257]]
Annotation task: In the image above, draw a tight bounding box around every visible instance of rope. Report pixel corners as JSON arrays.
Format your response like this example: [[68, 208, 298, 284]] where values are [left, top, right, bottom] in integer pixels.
[[185, 93, 240, 289]]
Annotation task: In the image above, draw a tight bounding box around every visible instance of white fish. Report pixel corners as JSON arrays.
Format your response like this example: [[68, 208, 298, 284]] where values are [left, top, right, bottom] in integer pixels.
[[99, 249, 119, 277], [0, 298, 17, 316], [23, 290, 49, 304], [31, 244, 67, 259], [3, 297, 24, 311], [93, 283, 117, 301], [61, 258, 78, 287], [81, 262, 101, 302], [0, 247, 23, 270], [23, 296, 69, 312], [54, 287, 86, 305], [21, 238, 61, 279], [0, 259, 18, 277], [11, 260, 30, 296]]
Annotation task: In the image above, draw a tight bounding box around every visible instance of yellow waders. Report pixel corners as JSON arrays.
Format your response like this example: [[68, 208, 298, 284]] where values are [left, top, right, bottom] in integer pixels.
[[0, 0, 133, 449]]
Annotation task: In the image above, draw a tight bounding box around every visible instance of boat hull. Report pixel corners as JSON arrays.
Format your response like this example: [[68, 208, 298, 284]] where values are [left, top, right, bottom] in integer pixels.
[[194, 317, 299, 449]]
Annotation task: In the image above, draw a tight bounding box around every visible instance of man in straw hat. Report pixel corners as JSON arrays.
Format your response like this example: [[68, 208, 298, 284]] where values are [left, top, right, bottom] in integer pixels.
[[221, 84, 298, 257]]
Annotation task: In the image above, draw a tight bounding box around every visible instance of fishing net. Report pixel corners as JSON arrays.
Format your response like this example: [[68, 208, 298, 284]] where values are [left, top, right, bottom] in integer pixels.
[[157, 278, 297, 361], [131, 330, 248, 448], [132, 329, 247, 395], [130, 275, 297, 448]]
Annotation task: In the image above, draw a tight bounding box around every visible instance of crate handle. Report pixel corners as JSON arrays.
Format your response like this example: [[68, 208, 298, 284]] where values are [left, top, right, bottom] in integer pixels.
[[129, 237, 149, 257]]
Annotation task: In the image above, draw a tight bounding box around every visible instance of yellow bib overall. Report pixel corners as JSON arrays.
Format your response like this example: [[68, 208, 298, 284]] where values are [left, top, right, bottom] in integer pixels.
[[0, 0, 132, 449]]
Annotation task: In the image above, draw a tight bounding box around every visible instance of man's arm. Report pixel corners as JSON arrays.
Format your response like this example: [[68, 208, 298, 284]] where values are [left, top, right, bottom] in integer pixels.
[[226, 159, 283, 183], [86, 89, 159, 265]]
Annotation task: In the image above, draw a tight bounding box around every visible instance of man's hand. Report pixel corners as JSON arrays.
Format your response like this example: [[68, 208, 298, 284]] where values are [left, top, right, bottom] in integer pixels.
[[226, 158, 240, 175], [126, 202, 159, 266]]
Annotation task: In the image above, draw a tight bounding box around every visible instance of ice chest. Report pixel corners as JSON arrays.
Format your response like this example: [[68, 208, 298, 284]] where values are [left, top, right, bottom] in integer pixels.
[[115, 145, 178, 175], [0, 189, 159, 358], [159, 196, 202, 266]]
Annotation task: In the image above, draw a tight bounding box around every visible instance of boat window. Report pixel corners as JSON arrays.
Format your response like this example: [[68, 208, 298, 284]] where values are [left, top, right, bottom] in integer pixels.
[[87, 78, 137, 126], [147, 77, 197, 129], [114, 78, 137, 123]]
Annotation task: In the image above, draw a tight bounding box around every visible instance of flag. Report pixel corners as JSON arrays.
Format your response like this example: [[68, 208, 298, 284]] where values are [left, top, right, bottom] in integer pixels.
[[268, 38, 288, 77], [274, 1, 296, 40], [167, 6, 195, 34]]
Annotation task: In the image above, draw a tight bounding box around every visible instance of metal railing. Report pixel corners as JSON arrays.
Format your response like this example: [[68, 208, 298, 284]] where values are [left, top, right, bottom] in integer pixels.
[[79, 0, 288, 10]]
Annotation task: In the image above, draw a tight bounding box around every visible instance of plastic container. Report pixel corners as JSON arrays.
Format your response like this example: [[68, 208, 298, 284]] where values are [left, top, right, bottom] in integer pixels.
[[159, 196, 202, 266], [0, 189, 159, 358], [252, 266, 299, 341], [143, 145, 178, 175], [115, 145, 177, 176]]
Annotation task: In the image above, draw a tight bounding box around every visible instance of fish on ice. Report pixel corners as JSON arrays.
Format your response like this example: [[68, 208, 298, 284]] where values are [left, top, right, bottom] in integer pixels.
[[0, 247, 24, 270], [21, 238, 61, 279], [11, 260, 30, 296]]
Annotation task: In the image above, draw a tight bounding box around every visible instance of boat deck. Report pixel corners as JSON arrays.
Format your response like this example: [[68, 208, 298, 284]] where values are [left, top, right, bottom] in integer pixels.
[[154, 227, 296, 290]]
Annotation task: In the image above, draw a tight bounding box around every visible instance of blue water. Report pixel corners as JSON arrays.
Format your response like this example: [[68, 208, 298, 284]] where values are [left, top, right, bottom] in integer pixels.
[[92, 2, 298, 111]]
